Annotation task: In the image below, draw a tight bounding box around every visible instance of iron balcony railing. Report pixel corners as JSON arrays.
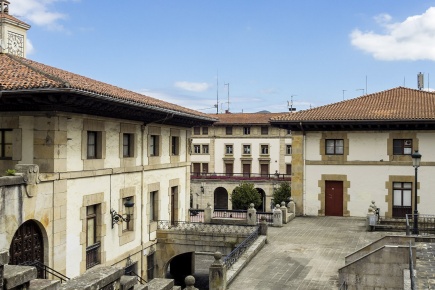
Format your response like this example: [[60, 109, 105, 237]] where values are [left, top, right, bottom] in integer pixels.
[[223, 226, 260, 269], [406, 214, 435, 235], [191, 172, 291, 181], [20, 260, 70, 283], [86, 242, 101, 269], [188, 209, 274, 225]]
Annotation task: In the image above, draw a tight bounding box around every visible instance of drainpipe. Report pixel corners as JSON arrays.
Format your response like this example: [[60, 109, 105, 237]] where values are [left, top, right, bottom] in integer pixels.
[[299, 122, 306, 216], [141, 124, 146, 278]]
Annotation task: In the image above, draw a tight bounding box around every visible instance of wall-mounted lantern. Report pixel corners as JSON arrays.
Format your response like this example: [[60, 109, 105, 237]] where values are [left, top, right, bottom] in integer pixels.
[[111, 197, 134, 229]]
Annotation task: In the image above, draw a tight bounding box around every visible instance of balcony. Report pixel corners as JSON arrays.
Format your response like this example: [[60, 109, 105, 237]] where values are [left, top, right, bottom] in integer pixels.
[[190, 172, 291, 181]]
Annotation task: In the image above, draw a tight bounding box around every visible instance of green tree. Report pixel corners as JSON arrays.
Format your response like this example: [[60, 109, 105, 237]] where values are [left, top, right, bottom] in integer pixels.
[[272, 182, 291, 206], [231, 182, 262, 210]]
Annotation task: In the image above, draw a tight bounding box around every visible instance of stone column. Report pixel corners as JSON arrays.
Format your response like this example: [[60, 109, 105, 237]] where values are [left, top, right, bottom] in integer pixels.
[[204, 203, 212, 223], [209, 252, 226, 290], [259, 217, 268, 236], [273, 204, 283, 227], [184, 275, 198, 290], [280, 202, 288, 224], [0, 250, 9, 289], [247, 203, 257, 226], [287, 197, 296, 215]]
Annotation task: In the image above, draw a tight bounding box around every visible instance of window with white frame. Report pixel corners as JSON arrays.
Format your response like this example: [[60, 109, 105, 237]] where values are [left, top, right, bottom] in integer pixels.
[[243, 144, 251, 154], [226, 145, 233, 154], [261, 145, 269, 155], [202, 145, 209, 154], [243, 127, 250, 135], [194, 145, 201, 154], [150, 135, 159, 156]]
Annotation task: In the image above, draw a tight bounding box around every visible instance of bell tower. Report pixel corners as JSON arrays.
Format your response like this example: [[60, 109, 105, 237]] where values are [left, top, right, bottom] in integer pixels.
[[0, 0, 31, 57]]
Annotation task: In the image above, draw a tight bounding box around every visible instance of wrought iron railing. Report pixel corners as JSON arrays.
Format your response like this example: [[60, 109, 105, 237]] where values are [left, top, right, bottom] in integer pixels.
[[191, 172, 291, 181], [86, 242, 101, 269], [130, 271, 147, 284], [409, 241, 416, 290], [214, 209, 246, 219], [157, 220, 257, 235], [406, 214, 435, 235], [223, 227, 260, 269], [20, 261, 70, 283], [256, 212, 273, 225]]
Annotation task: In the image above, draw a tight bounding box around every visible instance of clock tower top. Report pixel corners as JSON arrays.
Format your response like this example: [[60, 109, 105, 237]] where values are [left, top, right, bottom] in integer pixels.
[[0, 0, 31, 57]]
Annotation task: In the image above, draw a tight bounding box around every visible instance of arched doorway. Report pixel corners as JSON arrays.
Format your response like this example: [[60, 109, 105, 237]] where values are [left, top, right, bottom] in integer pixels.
[[255, 188, 266, 212], [9, 220, 44, 277], [214, 187, 228, 209]]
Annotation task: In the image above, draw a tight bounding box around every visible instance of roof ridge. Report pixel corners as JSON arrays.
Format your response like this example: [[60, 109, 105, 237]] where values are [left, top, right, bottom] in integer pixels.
[[6, 53, 70, 88]]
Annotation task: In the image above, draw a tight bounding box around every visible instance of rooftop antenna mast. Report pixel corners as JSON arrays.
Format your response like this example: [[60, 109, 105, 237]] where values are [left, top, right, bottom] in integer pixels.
[[216, 70, 219, 114], [287, 95, 297, 112], [342, 90, 347, 101], [418, 72, 424, 90], [224, 83, 230, 113]]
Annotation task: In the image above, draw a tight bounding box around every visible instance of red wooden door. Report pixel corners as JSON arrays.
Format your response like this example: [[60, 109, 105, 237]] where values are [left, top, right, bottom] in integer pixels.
[[325, 181, 343, 216]]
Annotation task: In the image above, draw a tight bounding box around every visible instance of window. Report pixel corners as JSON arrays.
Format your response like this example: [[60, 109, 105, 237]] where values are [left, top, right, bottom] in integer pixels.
[[286, 145, 292, 155], [260, 164, 269, 176], [147, 252, 155, 280], [0, 129, 12, 159], [325, 139, 344, 155], [243, 127, 251, 135], [393, 182, 412, 217], [86, 205, 100, 269], [243, 145, 251, 154], [192, 163, 201, 174], [393, 139, 412, 155], [243, 163, 251, 177], [286, 164, 292, 175], [194, 145, 201, 154], [261, 126, 268, 135], [226, 145, 233, 154], [202, 127, 208, 135], [261, 145, 269, 155], [150, 135, 159, 156], [122, 133, 134, 158], [225, 163, 233, 176], [150, 191, 158, 222], [287, 129, 292, 135], [202, 163, 209, 174], [202, 145, 209, 154], [87, 131, 101, 159], [122, 197, 134, 232], [171, 136, 179, 155], [226, 126, 233, 135], [193, 127, 200, 135]]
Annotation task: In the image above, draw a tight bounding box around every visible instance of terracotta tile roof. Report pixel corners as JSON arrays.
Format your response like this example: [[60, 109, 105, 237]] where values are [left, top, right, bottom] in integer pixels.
[[271, 87, 435, 123], [0, 53, 215, 121], [0, 13, 30, 28], [209, 112, 287, 125]]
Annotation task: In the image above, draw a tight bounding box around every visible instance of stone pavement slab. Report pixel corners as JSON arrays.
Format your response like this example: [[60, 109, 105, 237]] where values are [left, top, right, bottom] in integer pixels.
[[228, 216, 396, 290]]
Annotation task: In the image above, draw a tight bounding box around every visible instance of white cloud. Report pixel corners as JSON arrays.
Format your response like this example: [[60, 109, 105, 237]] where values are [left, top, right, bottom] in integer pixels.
[[174, 81, 211, 92], [9, 0, 67, 30], [26, 38, 34, 54], [350, 7, 435, 61]]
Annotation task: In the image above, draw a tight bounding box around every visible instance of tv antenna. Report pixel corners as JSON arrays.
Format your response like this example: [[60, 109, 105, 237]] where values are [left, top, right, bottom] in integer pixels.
[[224, 83, 230, 112], [287, 95, 297, 112]]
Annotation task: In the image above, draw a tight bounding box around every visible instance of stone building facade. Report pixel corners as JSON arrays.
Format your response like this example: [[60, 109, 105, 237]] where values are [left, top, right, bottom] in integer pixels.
[[0, 51, 215, 281], [190, 113, 292, 211]]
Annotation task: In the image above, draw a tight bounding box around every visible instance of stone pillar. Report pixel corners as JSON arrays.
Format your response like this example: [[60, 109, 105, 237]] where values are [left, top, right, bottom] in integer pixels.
[[247, 203, 257, 226], [0, 250, 9, 289], [209, 252, 226, 290], [184, 275, 198, 290], [259, 217, 268, 236], [273, 204, 283, 227], [287, 197, 296, 214], [204, 202, 212, 223], [280, 202, 288, 224]]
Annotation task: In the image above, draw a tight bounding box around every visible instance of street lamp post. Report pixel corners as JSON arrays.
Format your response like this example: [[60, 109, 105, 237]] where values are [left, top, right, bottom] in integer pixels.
[[411, 150, 422, 235]]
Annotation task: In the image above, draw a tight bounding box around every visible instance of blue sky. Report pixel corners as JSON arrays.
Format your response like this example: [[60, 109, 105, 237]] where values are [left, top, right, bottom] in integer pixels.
[[11, 0, 435, 113]]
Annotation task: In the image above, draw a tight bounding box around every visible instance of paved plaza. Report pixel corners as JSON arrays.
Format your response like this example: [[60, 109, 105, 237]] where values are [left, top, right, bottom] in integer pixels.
[[227, 216, 394, 290]]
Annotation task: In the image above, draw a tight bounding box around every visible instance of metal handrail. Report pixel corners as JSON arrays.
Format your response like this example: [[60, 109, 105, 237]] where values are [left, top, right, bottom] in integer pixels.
[[20, 260, 70, 283], [223, 227, 260, 269], [409, 241, 416, 290], [339, 280, 347, 290], [130, 271, 147, 284], [406, 213, 435, 236]]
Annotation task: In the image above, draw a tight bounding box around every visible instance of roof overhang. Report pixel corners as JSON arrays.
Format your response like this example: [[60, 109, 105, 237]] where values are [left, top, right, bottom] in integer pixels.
[[0, 88, 216, 127]]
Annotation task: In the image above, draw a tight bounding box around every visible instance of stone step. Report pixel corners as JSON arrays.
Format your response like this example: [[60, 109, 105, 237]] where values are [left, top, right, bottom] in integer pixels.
[[133, 284, 149, 290], [147, 278, 174, 290], [3, 265, 37, 289], [172, 286, 182, 290], [29, 279, 61, 290]]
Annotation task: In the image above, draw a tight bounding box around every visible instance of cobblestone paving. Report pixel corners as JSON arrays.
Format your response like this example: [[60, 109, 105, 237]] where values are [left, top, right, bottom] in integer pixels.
[[416, 242, 435, 289], [227, 216, 393, 290]]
